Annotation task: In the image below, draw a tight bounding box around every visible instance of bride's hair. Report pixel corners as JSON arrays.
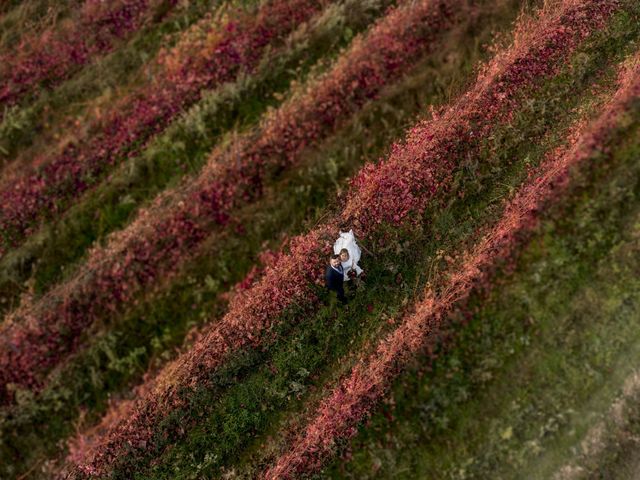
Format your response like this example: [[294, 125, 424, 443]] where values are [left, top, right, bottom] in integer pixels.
[[339, 248, 349, 257]]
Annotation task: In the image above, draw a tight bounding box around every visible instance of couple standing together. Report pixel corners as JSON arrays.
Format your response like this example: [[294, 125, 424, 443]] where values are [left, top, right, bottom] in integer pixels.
[[324, 228, 365, 305]]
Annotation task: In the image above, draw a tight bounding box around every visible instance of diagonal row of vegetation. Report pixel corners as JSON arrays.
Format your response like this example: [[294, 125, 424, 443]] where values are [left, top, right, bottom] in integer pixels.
[[0, 0, 178, 112], [323, 75, 640, 480], [263, 52, 640, 479], [0, 0, 334, 254], [0, 0, 399, 317], [0, 0, 460, 405], [60, 1, 625, 477], [0, 0, 238, 170], [0, 0, 521, 475]]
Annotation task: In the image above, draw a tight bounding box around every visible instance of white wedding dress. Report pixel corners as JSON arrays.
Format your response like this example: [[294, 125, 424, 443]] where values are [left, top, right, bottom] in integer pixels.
[[333, 229, 364, 281]]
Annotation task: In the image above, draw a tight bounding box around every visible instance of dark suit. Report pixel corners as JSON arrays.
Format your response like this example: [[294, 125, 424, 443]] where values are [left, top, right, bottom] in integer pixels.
[[325, 264, 347, 304]]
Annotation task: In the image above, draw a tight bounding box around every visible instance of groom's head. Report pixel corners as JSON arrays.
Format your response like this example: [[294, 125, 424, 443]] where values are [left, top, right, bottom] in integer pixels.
[[330, 254, 341, 268]]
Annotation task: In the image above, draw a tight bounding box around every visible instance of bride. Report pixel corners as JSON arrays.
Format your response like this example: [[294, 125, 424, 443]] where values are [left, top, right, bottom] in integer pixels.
[[333, 228, 364, 281]]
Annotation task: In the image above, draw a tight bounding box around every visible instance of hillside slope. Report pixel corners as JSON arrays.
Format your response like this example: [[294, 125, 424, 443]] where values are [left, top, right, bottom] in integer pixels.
[[1, 0, 639, 479]]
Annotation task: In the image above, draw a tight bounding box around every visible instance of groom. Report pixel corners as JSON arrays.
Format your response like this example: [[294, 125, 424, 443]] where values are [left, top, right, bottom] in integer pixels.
[[325, 254, 348, 305]]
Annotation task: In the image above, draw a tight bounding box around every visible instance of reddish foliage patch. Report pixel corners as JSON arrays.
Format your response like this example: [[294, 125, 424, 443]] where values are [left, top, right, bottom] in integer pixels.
[[0, 0, 177, 110]]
